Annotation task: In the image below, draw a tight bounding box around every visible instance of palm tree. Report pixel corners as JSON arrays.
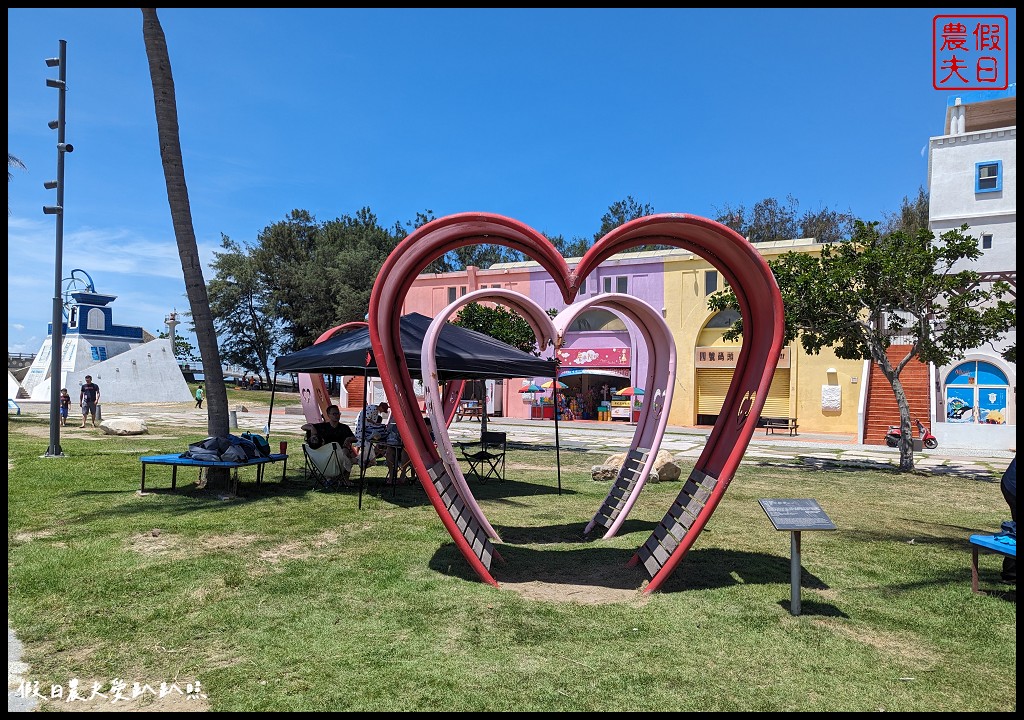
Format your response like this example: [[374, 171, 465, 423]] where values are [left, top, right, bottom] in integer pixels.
[[141, 9, 230, 476], [8, 152, 26, 181], [9, 153, 26, 214]]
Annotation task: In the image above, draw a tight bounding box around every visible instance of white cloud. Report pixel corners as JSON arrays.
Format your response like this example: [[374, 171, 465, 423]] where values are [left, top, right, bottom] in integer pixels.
[[7, 218, 220, 353]]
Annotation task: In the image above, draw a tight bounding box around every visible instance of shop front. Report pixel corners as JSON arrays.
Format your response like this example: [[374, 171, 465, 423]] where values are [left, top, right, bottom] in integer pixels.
[[554, 346, 633, 420]]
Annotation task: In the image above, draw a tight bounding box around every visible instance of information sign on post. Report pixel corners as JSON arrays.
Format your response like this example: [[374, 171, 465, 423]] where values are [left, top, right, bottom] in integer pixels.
[[759, 499, 836, 616]]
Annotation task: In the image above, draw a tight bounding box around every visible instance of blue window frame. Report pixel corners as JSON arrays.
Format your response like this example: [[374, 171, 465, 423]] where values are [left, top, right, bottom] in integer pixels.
[[975, 161, 1002, 193], [944, 360, 1009, 425]]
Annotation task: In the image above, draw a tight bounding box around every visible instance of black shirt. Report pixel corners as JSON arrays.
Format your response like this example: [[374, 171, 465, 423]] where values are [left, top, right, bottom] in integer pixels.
[[80, 382, 100, 404], [308, 421, 355, 449]]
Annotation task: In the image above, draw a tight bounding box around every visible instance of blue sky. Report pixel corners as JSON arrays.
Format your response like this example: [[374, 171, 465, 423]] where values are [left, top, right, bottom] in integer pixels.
[[7, 8, 1017, 355]]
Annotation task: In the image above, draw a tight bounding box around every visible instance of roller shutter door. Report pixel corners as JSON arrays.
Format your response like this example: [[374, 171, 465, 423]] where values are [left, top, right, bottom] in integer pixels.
[[697, 368, 791, 416], [697, 369, 733, 415], [761, 370, 791, 417]]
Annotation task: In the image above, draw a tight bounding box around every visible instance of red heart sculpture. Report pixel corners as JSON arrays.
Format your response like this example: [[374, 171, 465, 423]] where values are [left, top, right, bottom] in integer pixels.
[[369, 213, 784, 593]]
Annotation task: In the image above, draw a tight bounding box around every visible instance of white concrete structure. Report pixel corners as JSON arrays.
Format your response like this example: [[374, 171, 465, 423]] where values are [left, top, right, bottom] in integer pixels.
[[927, 86, 1016, 450], [21, 289, 192, 404]]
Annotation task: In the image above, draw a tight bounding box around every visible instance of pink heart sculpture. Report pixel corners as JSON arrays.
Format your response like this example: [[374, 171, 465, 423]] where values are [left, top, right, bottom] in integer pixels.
[[420, 288, 677, 546], [369, 213, 784, 594]]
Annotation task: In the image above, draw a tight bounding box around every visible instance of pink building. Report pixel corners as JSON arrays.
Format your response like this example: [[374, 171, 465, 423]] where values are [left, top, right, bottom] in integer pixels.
[[404, 252, 665, 421]]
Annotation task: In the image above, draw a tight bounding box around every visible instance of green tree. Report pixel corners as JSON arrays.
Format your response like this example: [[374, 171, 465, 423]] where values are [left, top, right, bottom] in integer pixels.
[[142, 9, 230, 489], [881, 187, 930, 236], [798, 206, 856, 244], [208, 234, 282, 383], [251, 208, 401, 351], [451, 302, 542, 355], [157, 329, 199, 363], [716, 196, 855, 244], [545, 232, 592, 259], [746, 195, 800, 243], [708, 220, 1015, 471], [595, 196, 665, 252]]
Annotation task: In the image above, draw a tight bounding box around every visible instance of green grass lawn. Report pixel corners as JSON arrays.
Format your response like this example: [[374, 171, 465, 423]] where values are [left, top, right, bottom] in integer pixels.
[[7, 414, 1016, 711]]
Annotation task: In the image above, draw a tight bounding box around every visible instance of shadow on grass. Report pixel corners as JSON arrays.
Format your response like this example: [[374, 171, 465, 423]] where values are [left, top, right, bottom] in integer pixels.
[[747, 456, 1001, 483], [774, 599, 848, 617], [365, 474, 580, 509], [428, 540, 841, 602]]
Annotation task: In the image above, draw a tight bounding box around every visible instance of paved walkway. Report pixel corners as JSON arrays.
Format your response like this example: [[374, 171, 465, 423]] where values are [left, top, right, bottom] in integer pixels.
[[15, 399, 1016, 476]]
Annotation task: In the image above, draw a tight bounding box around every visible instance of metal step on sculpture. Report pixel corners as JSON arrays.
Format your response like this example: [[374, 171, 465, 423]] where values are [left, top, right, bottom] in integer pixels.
[[369, 212, 784, 594]]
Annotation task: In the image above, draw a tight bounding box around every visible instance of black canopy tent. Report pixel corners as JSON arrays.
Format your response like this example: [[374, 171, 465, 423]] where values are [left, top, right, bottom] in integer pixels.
[[270, 313, 561, 502], [273, 312, 556, 381]]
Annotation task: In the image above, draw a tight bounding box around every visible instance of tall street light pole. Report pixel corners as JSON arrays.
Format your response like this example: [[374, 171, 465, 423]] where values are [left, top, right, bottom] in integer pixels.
[[43, 39, 73, 458]]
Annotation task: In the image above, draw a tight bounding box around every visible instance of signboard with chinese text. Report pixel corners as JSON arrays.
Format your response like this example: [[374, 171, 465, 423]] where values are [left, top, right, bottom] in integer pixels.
[[695, 346, 789, 369]]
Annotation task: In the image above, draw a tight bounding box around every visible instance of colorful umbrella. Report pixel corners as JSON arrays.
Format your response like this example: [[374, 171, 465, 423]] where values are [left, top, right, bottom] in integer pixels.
[[615, 386, 645, 396], [542, 379, 568, 389], [518, 383, 543, 393]]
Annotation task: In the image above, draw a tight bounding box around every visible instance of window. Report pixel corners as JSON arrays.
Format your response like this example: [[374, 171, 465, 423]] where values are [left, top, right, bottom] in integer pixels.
[[705, 270, 719, 296], [944, 360, 1009, 425], [567, 308, 627, 332], [602, 277, 611, 294], [975, 161, 1002, 193], [981, 233, 993, 249], [460, 286, 467, 296], [615, 276, 628, 294], [447, 287, 457, 303], [705, 309, 740, 328]]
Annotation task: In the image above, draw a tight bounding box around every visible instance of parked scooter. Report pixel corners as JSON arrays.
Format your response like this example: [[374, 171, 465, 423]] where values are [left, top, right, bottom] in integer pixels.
[[885, 418, 938, 450]]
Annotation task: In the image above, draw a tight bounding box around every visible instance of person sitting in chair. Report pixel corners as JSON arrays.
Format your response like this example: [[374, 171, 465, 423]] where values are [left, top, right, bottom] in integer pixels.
[[355, 401, 389, 468], [302, 405, 357, 482]]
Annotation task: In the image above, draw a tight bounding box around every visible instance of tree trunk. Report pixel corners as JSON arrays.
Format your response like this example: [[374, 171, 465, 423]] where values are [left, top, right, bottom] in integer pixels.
[[142, 8, 231, 492], [873, 347, 915, 472]]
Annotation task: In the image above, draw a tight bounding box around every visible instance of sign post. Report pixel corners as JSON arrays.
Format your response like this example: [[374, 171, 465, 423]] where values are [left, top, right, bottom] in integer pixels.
[[758, 498, 836, 615]]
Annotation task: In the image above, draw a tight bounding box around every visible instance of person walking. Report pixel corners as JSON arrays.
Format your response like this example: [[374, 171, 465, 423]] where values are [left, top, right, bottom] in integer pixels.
[[58, 388, 71, 427], [79, 375, 100, 428], [195, 384, 204, 409]]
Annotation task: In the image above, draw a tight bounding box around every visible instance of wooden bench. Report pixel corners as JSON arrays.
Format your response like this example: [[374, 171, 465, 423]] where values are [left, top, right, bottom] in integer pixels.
[[139, 453, 288, 493], [762, 417, 799, 436], [455, 401, 484, 422]]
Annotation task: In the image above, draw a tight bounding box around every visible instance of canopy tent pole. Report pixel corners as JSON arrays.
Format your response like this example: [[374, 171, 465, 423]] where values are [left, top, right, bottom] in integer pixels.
[[358, 368, 368, 509], [553, 374, 562, 495], [480, 381, 488, 440], [266, 377, 276, 439]]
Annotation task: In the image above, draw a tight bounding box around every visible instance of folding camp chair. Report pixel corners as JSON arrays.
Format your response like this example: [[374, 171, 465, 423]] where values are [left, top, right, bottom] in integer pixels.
[[459, 431, 507, 482], [303, 442, 355, 491]]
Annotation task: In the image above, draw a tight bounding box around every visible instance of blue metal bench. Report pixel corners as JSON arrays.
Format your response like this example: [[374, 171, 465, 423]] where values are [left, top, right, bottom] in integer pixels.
[[969, 533, 1016, 593], [139, 453, 288, 493]]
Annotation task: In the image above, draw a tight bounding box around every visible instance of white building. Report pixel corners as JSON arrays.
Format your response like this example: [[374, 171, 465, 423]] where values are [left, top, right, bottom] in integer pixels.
[[927, 85, 1016, 449], [21, 289, 192, 404]]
